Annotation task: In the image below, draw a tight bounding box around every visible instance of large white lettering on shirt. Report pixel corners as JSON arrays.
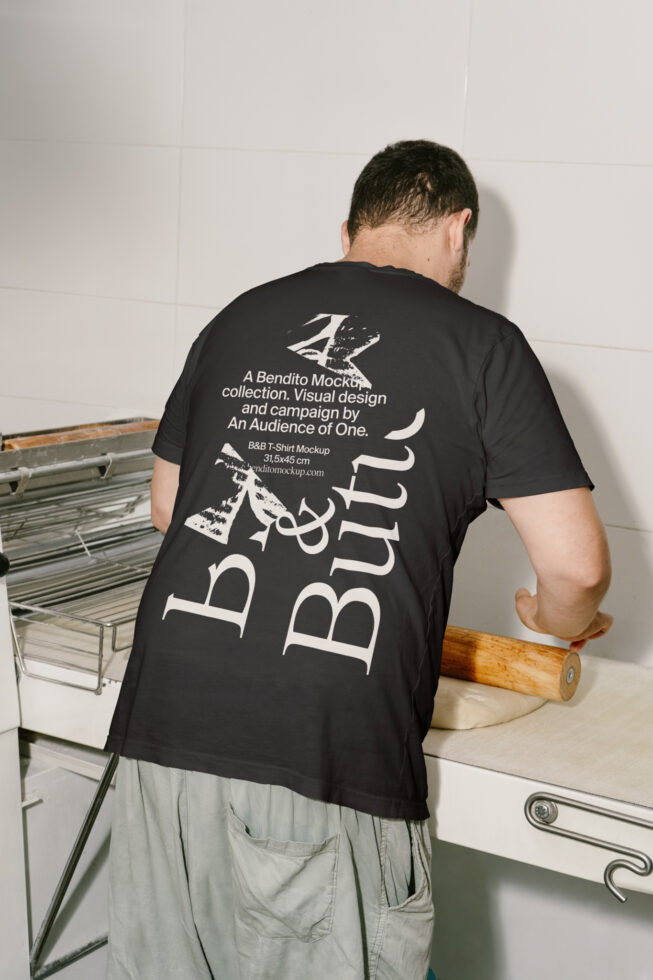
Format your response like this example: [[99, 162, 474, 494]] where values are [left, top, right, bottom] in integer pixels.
[[161, 408, 425, 674]]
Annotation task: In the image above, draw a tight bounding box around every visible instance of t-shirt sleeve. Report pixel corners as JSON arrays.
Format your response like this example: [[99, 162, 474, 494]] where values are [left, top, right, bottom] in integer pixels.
[[473, 325, 595, 511], [151, 326, 212, 465]]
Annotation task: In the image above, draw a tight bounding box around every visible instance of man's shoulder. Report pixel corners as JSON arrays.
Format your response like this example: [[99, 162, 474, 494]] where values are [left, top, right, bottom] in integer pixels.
[[450, 290, 520, 345], [220, 263, 521, 349]]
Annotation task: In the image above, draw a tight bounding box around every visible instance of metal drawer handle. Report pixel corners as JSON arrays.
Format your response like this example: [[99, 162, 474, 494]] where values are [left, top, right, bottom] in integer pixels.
[[524, 791, 653, 903]]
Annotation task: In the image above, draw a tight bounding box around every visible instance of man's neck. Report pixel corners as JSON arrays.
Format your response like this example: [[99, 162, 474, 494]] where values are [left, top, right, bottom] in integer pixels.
[[335, 251, 452, 290]]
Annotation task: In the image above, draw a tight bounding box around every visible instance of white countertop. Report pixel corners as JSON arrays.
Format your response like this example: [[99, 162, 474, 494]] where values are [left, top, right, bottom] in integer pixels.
[[423, 654, 653, 812]]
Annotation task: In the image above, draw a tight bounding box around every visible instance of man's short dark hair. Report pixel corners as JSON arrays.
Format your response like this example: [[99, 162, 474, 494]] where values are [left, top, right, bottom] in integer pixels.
[[346, 139, 479, 246]]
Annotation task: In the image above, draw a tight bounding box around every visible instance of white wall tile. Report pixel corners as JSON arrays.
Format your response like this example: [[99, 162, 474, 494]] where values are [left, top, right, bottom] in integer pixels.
[[464, 0, 653, 164], [175, 304, 221, 367], [528, 341, 652, 535], [450, 509, 653, 667], [0, 397, 141, 435], [0, 287, 176, 410], [0, 142, 180, 303], [183, 0, 471, 153], [461, 160, 652, 352], [0, 0, 185, 144], [177, 147, 367, 307]]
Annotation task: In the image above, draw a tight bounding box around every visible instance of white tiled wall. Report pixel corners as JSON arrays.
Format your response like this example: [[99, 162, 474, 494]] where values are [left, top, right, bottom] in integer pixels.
[[1, 2, 651, 977], [0, 0, 185, 145], [1, 0, 650, 671], [464, 0, 653, 166], [454, 1, 653, 679], [176, 147, 368, 306], [181, 0, 470, 154]]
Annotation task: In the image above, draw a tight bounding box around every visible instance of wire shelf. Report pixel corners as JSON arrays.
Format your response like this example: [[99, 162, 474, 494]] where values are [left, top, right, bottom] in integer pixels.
[[1, 426, 161, 694], [10, 577, 147, 691]]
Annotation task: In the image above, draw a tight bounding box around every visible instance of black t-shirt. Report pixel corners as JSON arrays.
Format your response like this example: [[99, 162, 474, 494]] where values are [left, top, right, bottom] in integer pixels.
[[103, 260, 594, 819]]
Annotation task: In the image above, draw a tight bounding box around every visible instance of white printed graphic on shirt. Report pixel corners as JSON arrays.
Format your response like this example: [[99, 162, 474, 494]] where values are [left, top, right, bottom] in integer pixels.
[[186, 442, 337, 555], [184, 442, 288, 551], [287, 313, 379, 389], [162, 312, 425, 673]]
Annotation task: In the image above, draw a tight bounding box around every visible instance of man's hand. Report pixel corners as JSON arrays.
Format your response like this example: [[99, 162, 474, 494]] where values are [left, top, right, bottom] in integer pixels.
[[515, 587, 614, 652]]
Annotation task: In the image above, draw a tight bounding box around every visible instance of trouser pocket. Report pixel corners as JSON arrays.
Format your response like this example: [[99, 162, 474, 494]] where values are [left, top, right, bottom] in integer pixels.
[[377, 818, 435, 980], [226, 798, 340, 942]]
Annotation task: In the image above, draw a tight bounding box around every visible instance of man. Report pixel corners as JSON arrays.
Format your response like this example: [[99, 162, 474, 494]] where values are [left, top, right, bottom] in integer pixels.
[[104, 139, 612, 980]]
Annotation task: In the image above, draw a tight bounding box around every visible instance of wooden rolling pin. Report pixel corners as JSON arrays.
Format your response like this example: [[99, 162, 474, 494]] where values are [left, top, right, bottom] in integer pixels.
[[441, 625, 581, 702]]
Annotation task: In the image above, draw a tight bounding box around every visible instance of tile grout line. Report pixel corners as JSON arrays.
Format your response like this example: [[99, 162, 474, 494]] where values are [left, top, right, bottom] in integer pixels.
[[461, 0, 475, 154], [171, 0, 189, 369], [467, 156, 653, 170], [0, 135, 372, 160], [1, 285, 650, 355], [604, 522, 652, 536], [526, 336, 653, 354], [0, 285, 220, 314], [1, 139, 652, 171]]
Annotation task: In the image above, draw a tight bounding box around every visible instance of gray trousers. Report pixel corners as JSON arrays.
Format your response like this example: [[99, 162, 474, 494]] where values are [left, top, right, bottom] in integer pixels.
[[106, 756, 435, 979]]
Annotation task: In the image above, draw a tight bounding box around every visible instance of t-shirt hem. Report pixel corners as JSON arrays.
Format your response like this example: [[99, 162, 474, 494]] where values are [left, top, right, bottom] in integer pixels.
[[486, 469, 594, 508], [103, 735, 430, 821], [151, 435, 184, 465]]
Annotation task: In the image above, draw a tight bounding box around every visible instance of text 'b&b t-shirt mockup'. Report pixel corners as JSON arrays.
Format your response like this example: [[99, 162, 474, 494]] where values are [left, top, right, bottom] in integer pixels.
[[103, 260, 594, 819]]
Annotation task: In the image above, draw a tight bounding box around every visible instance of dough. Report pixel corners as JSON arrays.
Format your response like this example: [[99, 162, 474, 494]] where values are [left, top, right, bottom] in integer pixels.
[[430, 675, 548, 730]]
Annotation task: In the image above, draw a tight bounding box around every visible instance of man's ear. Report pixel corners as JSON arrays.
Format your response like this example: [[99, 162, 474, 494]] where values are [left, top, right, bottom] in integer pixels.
[[448, 209, 472, 253], [340, 219, 350, 256]]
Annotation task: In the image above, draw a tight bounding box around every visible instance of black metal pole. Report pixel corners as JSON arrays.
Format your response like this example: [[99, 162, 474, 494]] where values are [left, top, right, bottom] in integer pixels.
[[29, 752, 120, 976]]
